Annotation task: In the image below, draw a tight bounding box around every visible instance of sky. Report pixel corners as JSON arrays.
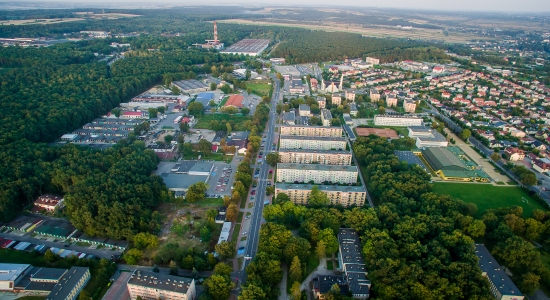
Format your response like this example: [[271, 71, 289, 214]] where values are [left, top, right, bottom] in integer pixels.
[[12, 0, 550, 13]]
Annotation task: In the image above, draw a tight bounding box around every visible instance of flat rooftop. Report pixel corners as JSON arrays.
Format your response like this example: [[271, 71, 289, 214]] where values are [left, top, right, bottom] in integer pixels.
[[127, 270, 194, 294], [276, 183, 365, 193], [189, 162, 213, 173], [172, 79, 208, 91], [375, 114, 422, 119], [161, 173, 208, 190], [281, 125, 342, 130], [280, 135, 346, 142], [277, 163, 357, 172], [45, 267, 89, 300], [221, 39, 270, 54], [416, 131, 447, 142], [278, 149, 351, 155], [0, 263, 31, 281], [475, 244, 523, 298], [338, 228, 365, 266]]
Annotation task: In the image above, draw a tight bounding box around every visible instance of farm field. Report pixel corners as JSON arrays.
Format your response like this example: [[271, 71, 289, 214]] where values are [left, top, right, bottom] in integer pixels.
[[195, 114, 253, 131], [432, 183, 546, 217], [217, 19, 485, 43]]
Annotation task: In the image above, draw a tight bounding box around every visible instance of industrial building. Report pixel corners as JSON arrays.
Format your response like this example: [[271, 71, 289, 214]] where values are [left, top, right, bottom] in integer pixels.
[[224, 94, 245, 108], [475, 244, 524, 300], [408, 126, 448, 148], [337, 229, 370, 299], [46, 267, 91, 300], [374, 115, 423, 127], [279, 136, 347, 151], [276, 163, 358, 184], [279, 149, 352, 165], [195, 92, 215, 107], [127, 270, 196, 300], [193, 21, 224, 50], [221, 39, 270, 56], [421, 147, 489, 182], [275, 184, 366, 207], [279, 125, 342, 137], [171, 79, 209, 94]]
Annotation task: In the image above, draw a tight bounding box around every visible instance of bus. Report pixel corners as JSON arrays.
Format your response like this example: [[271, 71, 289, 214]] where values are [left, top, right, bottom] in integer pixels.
[[174, 116, 183, 123]]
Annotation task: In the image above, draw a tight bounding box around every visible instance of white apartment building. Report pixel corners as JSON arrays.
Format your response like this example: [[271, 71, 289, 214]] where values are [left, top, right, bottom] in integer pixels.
[[317, 97, 326, 109], [279, 149, 353, 165], [321, 109, 333, 126], [403, 99, 417, 113], [276, 163, 358, 184], [127, 270, 196, 300], [374, 115, 423, 127], [279, 125, 343, 137], [345, 91, 356, 102], [279, 136, 347, 151], [332, 94, 342, 105], [275, 184, 366, 207]]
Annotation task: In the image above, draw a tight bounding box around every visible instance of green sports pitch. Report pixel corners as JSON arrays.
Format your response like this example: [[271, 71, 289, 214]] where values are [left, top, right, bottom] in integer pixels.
[[432, 182, 547, 217]]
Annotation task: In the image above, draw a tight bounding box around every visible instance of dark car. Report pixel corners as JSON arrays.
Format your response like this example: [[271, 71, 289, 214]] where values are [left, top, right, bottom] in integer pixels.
[[251, 190, 256, 195]]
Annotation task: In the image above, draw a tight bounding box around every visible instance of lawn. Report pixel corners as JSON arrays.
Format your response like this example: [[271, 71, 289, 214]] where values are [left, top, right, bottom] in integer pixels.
[[231, 224, 241, 242], [183, 152, 232, 162], [197, 197, 223, 207], [304, 250, 320, 278], [432, 183, 546, 217], [326, 260, 334, 270], [218, 96, 229, 107], [195, 114, 253, 131], [238, 212, 244, 221], [246, 83, 272, 97]]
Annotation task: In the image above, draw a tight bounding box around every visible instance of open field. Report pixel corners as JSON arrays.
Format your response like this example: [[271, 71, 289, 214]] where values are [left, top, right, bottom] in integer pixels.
[[195, 114, 252, 131], [217, 19, 485, 43], [432, 183, 546, 217], [246, 83, 271, 97], [0, 18, 85, 25]]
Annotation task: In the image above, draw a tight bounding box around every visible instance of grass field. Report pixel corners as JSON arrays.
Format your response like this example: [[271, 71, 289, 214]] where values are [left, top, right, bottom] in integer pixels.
[[232, 224, 241, 242], [183, 152, 232, 162], [246, 83, 271, 97], [198, 197, 224, 207], [432, 183, 546, 217], [195, 114, 252, 131]]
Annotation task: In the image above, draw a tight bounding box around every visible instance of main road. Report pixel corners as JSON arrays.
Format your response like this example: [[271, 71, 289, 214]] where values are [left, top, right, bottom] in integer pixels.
[[236, 77, 281, 287]]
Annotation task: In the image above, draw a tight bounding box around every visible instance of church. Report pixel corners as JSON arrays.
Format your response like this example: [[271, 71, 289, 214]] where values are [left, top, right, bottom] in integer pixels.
[[320, 74, 344, 93]]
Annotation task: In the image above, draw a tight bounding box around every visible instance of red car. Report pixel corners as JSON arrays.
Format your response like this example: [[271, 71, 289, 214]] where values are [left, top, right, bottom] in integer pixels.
[[251, 190, 256, 195], [269, 170, 273, 174], [258, 155, 262, 158]]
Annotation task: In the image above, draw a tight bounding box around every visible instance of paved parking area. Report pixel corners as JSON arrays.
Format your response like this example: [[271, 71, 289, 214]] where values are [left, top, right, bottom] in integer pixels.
[[206, 157, 242, 197]]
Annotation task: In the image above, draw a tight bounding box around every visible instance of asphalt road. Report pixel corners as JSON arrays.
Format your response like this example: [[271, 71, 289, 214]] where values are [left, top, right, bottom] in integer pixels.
[[237, 76, 281, 287]]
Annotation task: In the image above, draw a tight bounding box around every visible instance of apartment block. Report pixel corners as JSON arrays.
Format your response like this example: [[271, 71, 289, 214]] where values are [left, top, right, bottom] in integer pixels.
[[374, 115, 423, 127], [321, 109, 333, 126], [332, 94, 342, 105], [475, 244, 524, 300], [403, 99, 417, 113], [345, 91, 356, 102], [279, 136, 347, 151], [317, 97, 326, 109], [275, 184, 366, 207], [386, 94, 397, 107], [127, 270, 196, 300], [337, 229, 370, 299], [276, 163, 358, 184], [279, 125, 343, 137], [279, 149, 352, 165], [366, 57, 380, 65], [370, 89, 380, 102]]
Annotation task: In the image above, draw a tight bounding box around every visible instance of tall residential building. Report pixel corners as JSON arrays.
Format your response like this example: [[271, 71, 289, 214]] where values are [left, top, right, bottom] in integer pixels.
[[276, 163, 358, 184], [403, 99, 417, 113], [386, 94, 398, 107], [321, 109, 333, 126], [475, 244, 524, 300], [337, 229, 370, 299], [279, 149, 352, 165], [370, 89, 380, 102], [279, 136, 347, 151], [373, 115, 423, 127], [279, 125, 342, 137], [332, 94, 342, 105], [127, 270, 196, 300], [345, 90, 356, 102], [275, 184, 366, 207], [298, 104, 311, 116]]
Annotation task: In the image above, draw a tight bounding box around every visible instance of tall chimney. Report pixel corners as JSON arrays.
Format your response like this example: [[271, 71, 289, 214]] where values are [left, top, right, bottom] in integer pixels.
[[213, 22, 218, 43]]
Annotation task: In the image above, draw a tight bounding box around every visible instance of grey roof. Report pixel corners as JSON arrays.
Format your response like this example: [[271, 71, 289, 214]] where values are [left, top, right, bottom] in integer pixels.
[[422, 147, 465, 171], [299, 104, 310, 111], [321, 109, 332, 120], [281, 125, 342, 130], [127, 270, 194, 294], [189, 162, 213, 173], [172, 79, 208, 92], [276, 183, 365, 193], [313, 275, 349, 295], [228, 131, 249, 140], [31, 267, 68, 281], [416, 131, 447, 142], [161, 173, 208, 190], [338, 228, 370, 297], [283, 111, 296, 121], [280, 135, 347, 142], [0, 263, 31, 281], [475, 244, 523, 298], [277, 163, 357, 172], [350, 103, 358, 112], [176, 161, 197, 173], [278, 149, 351, 155], [408, 126, 432, 133], [343, 114, 352, 122], [317, 96, 326, 102], [343, 124, 356, 140], [46, 267, 89, 300], [394, 151, 430, 171]]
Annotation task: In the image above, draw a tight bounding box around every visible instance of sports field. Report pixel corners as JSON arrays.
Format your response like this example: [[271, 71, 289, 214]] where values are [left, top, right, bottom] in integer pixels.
[[432, 183, 546, 217]]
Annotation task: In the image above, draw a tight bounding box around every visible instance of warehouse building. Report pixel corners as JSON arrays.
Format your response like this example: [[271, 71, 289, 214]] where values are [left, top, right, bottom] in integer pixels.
[[279, 125, 342, 137], [421, 147, 489, 182], [275, 184, 366, 207], [279, 149, 352, 165], [221, 39, 270, 56], [374, 115, 423, 127], [276, 163, 358, 184], [46, 267, 90, 300], [127, 270, 196, 300], [279, 136, 347, 151], [171, 79, 209, 94], [408, 126, 448, 148]]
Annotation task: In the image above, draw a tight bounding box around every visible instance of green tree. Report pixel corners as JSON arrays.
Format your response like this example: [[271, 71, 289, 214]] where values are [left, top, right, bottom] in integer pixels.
[[198, 139, 212, 155], [461, 129, 471, 141], [111, 108, 121, 118], [157, 106, 166, 114], [220, 84, 232, 94], [200, 225, 212, 242], [124, 249, 143, 265], [318, 228, 338, 254], [290, 281, 302, 300], [186, 182, 208, 203], [226, 203, 238, 222], [239, 283, 266, 300], [188, 102, 204, 116], [169, 260, 178, 275], [316, 240, 326, 260], [210, 82, 217, 91], [78, 290, 91, 300], [171, 85, 180, 95], [215, 241, 236, 260], [266, 186, 275, 196], [44, 249, 56, 262], [133, 232, 159, 250], [226, 123, 232, 134], [266, 152, 280, 167], [520, 272, 540, 295], [289, 256, 303, 283], [308, 186, 330, 206], [205, 274, 233, 300], [466, 219, 486, 238], [241, 107, 250, 115], [164, 134, 173, 144], [179, 121, 189, 133], [148, 108, 158, 118], [182, 255, 195, 269]]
